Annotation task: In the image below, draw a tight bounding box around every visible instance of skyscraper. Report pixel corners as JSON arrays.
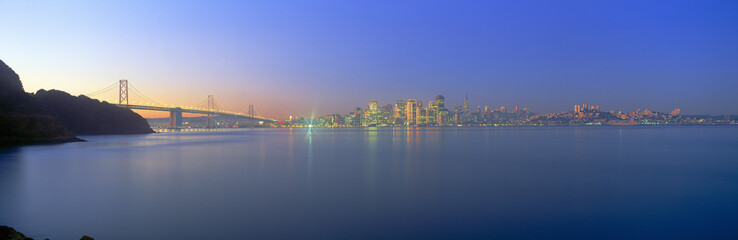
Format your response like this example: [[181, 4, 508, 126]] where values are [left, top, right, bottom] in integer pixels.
[[352, 107, 363, 127], [428, 100, 438, 125], [395, 100, 405, 118], [416, 107, 427, 125], [368, 100, 378, 112], [463, 92, 469, 112], [367, 100, 379, 126], [435, 95, 445, 109], [380, 104, 393, 126], [406, 99, 417, 125], [435, 95, 448, 126]]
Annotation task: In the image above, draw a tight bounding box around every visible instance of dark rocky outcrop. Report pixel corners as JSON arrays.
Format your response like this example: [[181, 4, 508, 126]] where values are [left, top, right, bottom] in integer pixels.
[[0, 226, 33, 240], [34, 90, 154, 135], [0, 60, 80, 146], [0, 225, 94, 240], [1, 59, 154, 147]]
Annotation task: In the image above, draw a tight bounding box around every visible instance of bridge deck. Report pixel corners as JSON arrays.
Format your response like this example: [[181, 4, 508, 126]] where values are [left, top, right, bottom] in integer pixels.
[[113, 104, 275, 122]]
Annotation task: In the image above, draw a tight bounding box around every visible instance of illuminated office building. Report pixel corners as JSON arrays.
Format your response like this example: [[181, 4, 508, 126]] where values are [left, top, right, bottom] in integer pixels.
[[395, 100, 406, 119], [437, 108, 449, 125], [368, 100, 378, 112], [367, 100, 379, 126], [406, 99, 418, 125], [427, 101, 438, 125], [435, 95, 445, 109], [454, 106, 464, 124], [380, 104, 393, 126], [352, 107, 363, 127], [416, 107, 428, 125]]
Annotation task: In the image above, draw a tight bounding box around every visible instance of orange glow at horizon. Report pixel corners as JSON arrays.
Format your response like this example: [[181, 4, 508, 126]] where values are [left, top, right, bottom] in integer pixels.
[[133, 110, 208, 119]]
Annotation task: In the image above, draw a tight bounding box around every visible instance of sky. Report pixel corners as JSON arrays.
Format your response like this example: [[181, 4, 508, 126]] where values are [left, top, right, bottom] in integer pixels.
[[1, 0, 737, 119]]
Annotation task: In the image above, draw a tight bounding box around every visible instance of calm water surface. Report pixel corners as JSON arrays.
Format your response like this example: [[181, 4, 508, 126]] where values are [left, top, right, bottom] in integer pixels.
[[1, 127, 737, 239]]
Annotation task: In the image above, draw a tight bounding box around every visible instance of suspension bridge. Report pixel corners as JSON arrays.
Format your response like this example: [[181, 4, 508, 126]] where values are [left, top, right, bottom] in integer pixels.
[[86, 80, 276, 129]]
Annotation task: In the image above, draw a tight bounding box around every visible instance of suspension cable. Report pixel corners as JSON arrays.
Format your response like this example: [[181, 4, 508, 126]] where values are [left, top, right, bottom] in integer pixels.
[[84, 82, 119, 96], [128, 83, 165, 106]]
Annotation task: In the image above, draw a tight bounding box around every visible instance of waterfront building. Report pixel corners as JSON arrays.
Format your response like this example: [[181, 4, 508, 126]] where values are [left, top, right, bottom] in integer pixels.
[[454, 106, 464, 125], [437, 108, 449, 125], [406, 99, 418, 125], [352, 107, 363, 127], [395, 100, 405, 117], [435, 95, 445, 109], [367, 100, 379, 126], [416, 107, 428, 125], [380, 104, 393, 126], [427, 100, 438, 125]]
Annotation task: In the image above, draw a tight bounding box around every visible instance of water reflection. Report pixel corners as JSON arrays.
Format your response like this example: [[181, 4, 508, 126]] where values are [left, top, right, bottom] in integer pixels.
[[305, 128, 313, 191], [1, 127, 737, 239]]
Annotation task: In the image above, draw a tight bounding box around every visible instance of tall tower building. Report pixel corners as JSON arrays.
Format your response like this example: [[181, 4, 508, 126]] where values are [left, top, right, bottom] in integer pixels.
[[428, 101, 438, 125], [435, 95, 445, 109], [395, 100, 406, 119], [406, 99, 417, 125], [368, 100, 378, 112], [463, 91, 469, 112], [367, 100, 379, 126], [416, 107, 427, 125]]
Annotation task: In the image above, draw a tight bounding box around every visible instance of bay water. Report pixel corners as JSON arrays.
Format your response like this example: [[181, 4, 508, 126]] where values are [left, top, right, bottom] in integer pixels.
[[1, 127, 737, 239]]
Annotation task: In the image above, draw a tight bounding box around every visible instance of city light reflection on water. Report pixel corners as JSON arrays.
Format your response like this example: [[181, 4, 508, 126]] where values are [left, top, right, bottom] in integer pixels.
[[1, 126, 738, 239]]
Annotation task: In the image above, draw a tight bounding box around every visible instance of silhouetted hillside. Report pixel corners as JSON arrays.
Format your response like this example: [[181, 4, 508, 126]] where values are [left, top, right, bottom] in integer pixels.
[[0, 60, 80, 146], [1, 59, 154, 147], [34, 89, 154, 135]]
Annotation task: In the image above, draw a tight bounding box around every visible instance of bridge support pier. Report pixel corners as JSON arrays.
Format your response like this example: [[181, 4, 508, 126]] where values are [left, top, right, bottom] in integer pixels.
[[169, 108, 183, 129], [206, 116, 216, 128]]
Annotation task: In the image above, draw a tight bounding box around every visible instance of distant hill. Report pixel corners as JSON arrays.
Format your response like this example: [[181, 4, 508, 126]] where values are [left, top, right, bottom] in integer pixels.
[[34, 89, 154, 135], [0, 60, 80, 146], [1, 59, 154, 147]]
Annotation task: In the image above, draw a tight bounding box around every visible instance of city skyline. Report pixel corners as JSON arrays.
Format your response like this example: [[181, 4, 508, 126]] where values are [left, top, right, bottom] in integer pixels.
[[139, 90, 733, 128], [273, 92, 727, 127], [2, 0, 737, 118]]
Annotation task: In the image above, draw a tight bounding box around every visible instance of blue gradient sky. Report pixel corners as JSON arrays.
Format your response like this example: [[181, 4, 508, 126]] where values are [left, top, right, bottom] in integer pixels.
[[1, 0, 737, 118]]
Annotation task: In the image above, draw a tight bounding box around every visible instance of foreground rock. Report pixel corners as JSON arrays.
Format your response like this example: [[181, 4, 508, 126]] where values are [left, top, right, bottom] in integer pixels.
[[0, 225, 94, 240], [0, 226, 32, 240], [0, 60, 80, 146]]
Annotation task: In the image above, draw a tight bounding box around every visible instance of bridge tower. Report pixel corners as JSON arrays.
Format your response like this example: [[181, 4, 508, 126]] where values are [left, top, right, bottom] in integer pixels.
[[247, 105, 254, 118], [246, 104, 255, 127], [119, 79, 128, 105], [206, 95, 216, 128]]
